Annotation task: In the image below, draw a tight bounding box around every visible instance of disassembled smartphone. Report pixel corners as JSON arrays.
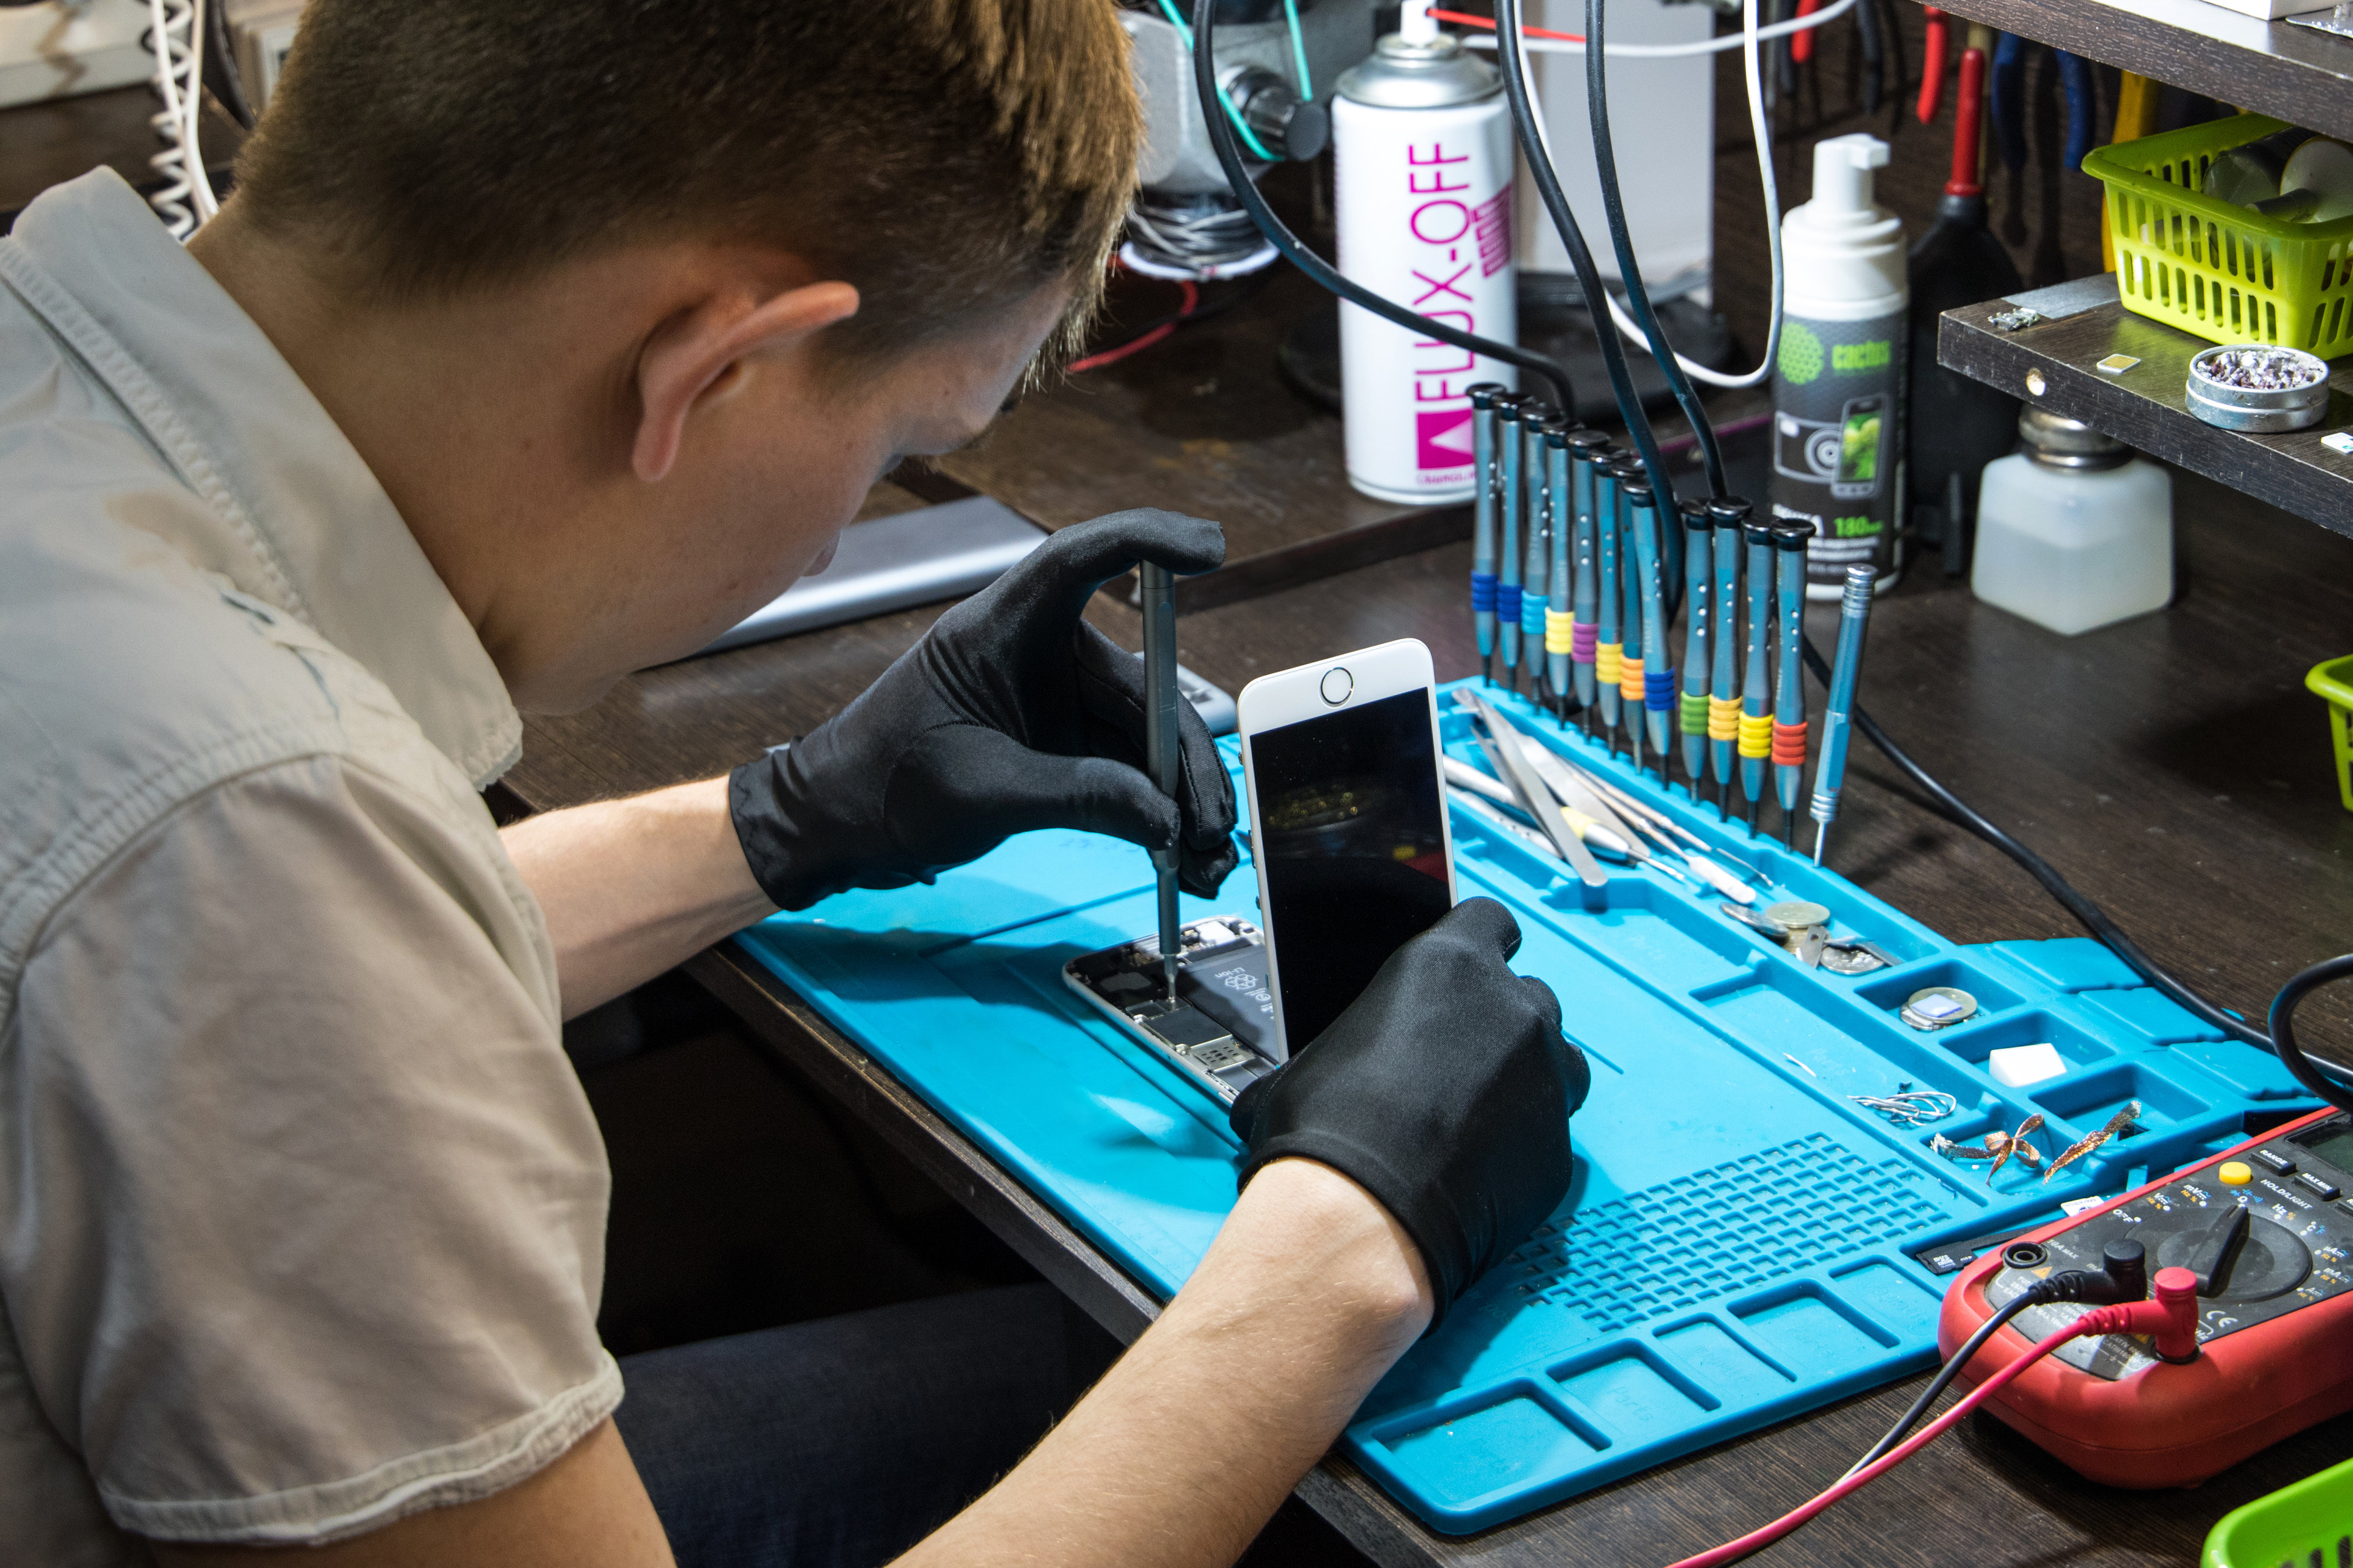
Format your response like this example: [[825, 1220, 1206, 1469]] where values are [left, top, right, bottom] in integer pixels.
[[1063, 917, 1281, 1104]]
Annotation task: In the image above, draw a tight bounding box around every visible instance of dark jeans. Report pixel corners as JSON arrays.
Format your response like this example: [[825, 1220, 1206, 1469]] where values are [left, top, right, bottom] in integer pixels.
[[615, 1283, 1121, 1568]]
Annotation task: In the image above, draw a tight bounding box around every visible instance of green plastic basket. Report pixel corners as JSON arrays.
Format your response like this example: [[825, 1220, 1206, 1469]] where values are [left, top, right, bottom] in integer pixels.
[[2083, 115, 2353, 354], [2204, 1453, 2353, 1567], [2309, 655, 2353, 813]]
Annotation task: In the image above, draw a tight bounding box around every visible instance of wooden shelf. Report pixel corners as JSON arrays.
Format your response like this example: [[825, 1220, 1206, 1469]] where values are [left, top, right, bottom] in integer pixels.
[[1932, 0, 2353, 143], [1937, 281, 2353, 535]]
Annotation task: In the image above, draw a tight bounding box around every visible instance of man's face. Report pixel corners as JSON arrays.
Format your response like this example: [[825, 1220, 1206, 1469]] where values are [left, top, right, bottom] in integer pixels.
[[530, 281, 1071, 712]]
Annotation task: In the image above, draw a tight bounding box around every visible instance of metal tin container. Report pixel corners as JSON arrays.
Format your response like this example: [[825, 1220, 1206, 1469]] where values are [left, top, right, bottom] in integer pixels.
[[2186, 343, 2331, 432]]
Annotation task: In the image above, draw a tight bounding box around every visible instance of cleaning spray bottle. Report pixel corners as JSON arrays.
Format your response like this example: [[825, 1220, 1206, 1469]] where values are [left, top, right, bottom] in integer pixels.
[[1333, 0, 1517, 503], [1771, 133, 1907, 599]]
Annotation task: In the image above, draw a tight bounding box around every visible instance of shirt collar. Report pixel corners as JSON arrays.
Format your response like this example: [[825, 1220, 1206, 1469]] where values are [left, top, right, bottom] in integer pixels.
[[0, 169, 522, 787]]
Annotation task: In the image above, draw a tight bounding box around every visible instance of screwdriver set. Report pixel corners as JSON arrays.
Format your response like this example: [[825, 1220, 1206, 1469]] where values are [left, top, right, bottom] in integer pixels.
[[731, 688, 2319, 1533]]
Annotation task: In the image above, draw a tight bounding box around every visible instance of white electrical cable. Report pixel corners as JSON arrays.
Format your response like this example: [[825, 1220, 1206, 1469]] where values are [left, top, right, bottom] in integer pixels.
[[1465, 0, 1857, 56], [1504, 0, 1786, 390], [146, 0, 197, 238], [185, 0, 218, 223]]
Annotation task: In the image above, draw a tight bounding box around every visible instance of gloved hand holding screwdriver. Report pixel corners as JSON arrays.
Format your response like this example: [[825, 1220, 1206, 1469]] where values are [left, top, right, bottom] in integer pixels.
[[730, 508, 1587, 1326]]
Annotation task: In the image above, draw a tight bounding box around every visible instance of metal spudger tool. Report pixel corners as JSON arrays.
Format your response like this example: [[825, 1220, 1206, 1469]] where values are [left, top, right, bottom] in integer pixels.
[[1495, 396, 1528, 693], [1141, 562, 1183, 995], [1707, 498, 1747, 813], [1739, 514, 1775, 831], [1468, 383, 1505, 686], [1770, 521, 1812, 848], [1811, 564, 1878, 864], [1464, 690, 1607, 886], [1677, 498, 1711, 792]]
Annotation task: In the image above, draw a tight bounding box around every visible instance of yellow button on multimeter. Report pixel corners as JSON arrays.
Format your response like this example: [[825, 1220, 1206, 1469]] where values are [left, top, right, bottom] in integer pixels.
[[2219, 1160, 2254, 1186]]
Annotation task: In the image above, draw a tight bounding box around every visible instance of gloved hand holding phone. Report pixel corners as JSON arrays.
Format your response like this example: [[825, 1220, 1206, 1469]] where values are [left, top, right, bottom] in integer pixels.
[[1229, 898, 1588, 1325], [730, 509, 1239, 912]]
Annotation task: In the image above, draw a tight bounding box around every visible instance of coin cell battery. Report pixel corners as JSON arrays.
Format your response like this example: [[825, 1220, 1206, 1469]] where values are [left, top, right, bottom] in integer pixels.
[[1988, 1041, 2068, 1088]]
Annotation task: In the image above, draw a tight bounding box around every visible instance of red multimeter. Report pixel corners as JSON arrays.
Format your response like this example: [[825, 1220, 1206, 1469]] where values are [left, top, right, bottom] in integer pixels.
[[1938, 1106, 2353, 1487]]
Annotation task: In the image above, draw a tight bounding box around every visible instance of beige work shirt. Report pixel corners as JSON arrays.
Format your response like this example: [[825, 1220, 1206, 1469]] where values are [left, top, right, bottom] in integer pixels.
[[0, 170, 619, 1562]]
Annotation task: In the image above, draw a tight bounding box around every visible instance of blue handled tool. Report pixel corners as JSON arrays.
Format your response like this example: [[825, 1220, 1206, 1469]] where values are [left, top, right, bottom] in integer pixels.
[[1810, 564, 1877, 865], [1496, 396, 1527, 693], [1739, 515, 1775, 831], [1629, 483, 1673, 773], [1519, 406, 1558, 704], [1707, 497, 1748, 813], [1612, 458, 1647, 766], [1989, 35, 2091, 174], [1770, 520, 1812, 847], [1545, 423, 1575, 722], [1677, 498, 1711, 790], [1567, 433, 1611, 737], [1593, 456, 1624, 748], [1468, 383, 1506, 686]]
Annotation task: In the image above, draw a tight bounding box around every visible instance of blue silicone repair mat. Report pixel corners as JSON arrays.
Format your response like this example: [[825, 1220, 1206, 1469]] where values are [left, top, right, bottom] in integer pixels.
[[731, 681, 2316, 1534]]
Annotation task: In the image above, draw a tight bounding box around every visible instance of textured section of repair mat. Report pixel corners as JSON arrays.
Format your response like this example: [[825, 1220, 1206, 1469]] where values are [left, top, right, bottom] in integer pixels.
[[734, 682, 2312, 1533]]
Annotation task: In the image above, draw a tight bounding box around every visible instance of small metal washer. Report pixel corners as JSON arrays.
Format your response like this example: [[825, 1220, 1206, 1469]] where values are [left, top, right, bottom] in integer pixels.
[[1762, 900, 1831, 932]]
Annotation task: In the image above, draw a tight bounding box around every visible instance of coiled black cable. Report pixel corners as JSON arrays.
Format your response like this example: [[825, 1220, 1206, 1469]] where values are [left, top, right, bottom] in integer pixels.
[[1190, 0, 1580, 414]]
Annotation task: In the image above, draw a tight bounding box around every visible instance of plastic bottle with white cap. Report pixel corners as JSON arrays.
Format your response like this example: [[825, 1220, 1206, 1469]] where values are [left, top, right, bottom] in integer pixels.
[[1332, 0, 1517, 503], [1769, 133, 1908, 599]]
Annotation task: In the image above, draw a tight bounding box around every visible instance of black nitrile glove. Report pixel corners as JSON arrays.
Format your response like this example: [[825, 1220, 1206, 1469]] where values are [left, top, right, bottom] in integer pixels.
[[1228, 898, 1588, 1325], [730, 509, 1238, 912]]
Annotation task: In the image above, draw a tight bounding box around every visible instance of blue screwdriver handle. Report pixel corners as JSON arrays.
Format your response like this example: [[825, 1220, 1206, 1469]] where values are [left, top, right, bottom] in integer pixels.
[[1772, 524, 1809, 815], [1617, 476, 1647, 767], [1679, 501, 1711, 785], [1741, 525, 1774, 804], [1810, 564, 1877, 852], [1632, 492, 1672, 763], [1709, 512, 1743, 788], [1547, 435, 1572, 699], [1469, 386, 1503, 662], [1521, 418, 1552, 680], [1571, 442, 1603, 715], [1498, 403, 1524, 676], [1594, 465, 1623, 733]]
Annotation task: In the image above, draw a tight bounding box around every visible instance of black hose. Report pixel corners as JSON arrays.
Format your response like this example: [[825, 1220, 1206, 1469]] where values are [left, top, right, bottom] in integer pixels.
[[1190, 0, 1581, 413], [1491, 0, 1671, 503], [2268, 956, 2353, 1116], [1580, 0, 1728, 498]]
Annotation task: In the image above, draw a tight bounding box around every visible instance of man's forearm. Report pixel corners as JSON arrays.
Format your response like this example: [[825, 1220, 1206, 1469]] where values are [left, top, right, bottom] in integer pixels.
[[897, 1158, 1435, 1568], [500, 777, 773, 1017]]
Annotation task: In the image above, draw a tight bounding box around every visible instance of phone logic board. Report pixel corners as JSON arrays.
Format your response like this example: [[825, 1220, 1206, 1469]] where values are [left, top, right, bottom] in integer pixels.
[[1064, 918, 1279, 1103]]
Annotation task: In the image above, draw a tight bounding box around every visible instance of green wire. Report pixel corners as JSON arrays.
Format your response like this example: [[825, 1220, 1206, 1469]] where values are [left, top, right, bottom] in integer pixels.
[[1154, 0, 1281, 163], [1281, 0, 1312, 99]]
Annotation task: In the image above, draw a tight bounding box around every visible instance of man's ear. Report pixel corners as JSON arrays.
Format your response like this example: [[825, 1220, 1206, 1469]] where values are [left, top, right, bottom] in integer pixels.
[[632, 281, 861, 483]]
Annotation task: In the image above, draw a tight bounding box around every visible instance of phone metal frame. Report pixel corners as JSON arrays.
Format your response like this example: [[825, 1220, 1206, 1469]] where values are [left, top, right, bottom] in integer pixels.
[[1234, 637, 1458, 1063]]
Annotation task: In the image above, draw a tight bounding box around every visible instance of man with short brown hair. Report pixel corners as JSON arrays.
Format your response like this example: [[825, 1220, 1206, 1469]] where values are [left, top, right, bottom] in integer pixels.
[[0, 3, 1584, 1565]]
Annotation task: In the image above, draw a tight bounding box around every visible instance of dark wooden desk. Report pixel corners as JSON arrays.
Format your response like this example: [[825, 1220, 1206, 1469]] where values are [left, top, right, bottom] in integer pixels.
[[503, 289, 2353, 1563]]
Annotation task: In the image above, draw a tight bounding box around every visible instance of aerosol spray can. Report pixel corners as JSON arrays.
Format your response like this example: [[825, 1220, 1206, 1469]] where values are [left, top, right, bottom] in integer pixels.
[[1333, 0, 1517, 504], [1771, 134, 1907, 598]]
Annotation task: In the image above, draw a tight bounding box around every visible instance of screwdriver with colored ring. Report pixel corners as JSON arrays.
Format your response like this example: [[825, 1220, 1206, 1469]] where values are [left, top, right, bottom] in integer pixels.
[[1544, 423, 1576, 723], [1677, 498, 1712, 792], [1567, 432, 1611, 736], [1629, 482, 1674, 774], [1496, 396, 1527, 693], [1811, 564, 1877, 864], [1592, 454, 1624, 750], [1707, 497, 1748, 813], [1468, 383, 1505, 687], [1739, 514, 1775, 831], [1612, 458, 1648, 767], [1769, 519, 1813, 847], [1518, 406, 1559, 706]]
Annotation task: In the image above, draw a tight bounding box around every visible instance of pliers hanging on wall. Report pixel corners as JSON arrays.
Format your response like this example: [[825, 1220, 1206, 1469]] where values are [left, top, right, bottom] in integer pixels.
[[1991, 31, 2097, 172]]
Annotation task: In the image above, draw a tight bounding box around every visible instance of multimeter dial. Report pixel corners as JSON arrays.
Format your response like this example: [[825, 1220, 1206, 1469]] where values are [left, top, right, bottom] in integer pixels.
[[1983, 1113, 2353, 1381]]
